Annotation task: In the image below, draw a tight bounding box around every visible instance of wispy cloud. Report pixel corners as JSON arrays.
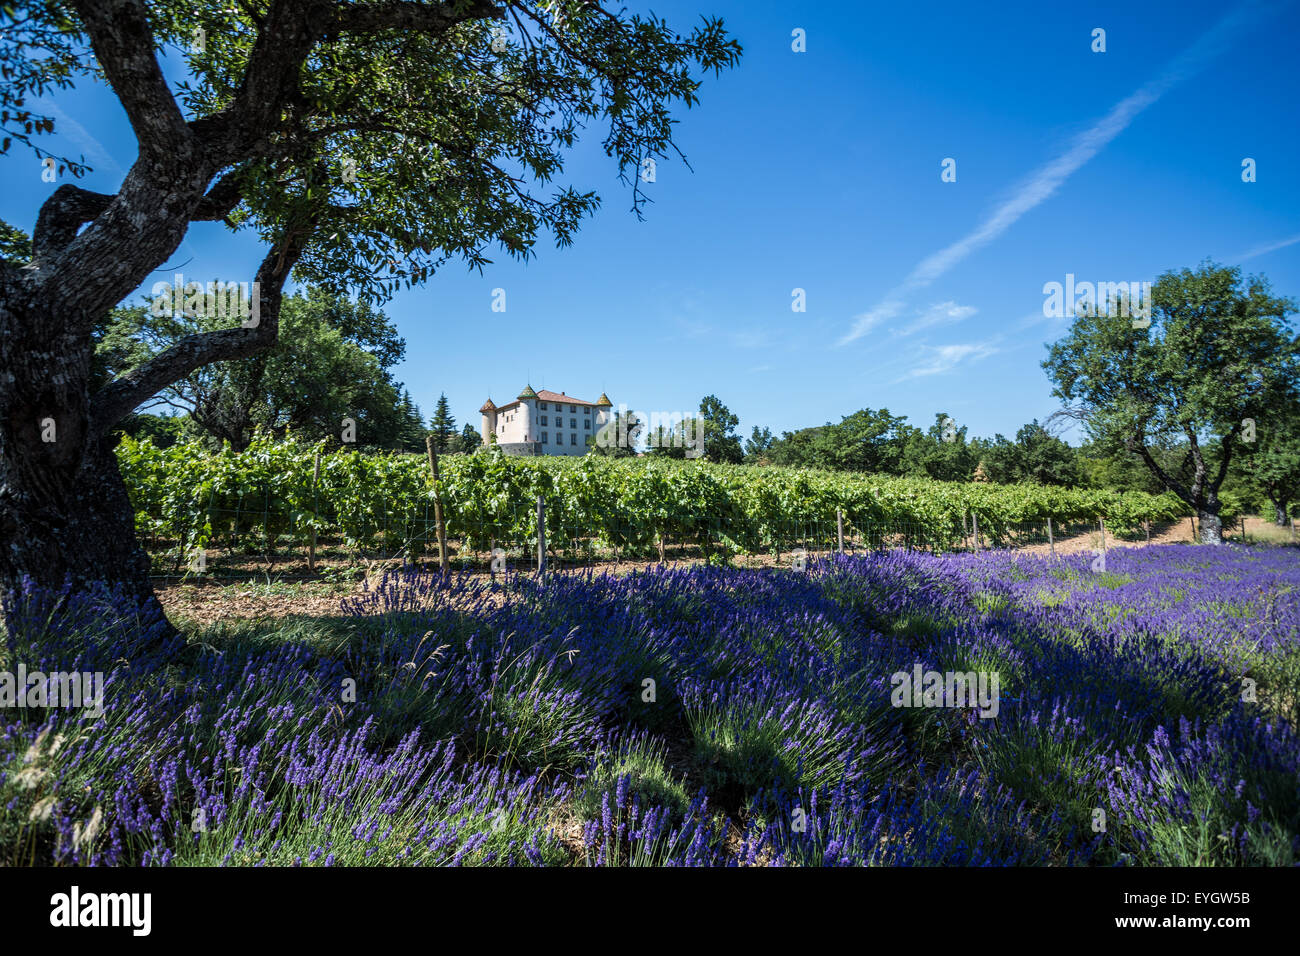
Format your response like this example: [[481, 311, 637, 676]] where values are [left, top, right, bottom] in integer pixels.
[[839, 1, 1277, 347], [896, 301, 977, 336], [1232, 232, 1300, 262], [847, 300, 977, 339], [898, 341, 999, 380]]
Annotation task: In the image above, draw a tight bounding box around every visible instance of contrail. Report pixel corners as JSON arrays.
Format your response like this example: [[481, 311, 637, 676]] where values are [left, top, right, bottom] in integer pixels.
[[839, 1, 1283, 346], [1233, 232, 1300, 262]]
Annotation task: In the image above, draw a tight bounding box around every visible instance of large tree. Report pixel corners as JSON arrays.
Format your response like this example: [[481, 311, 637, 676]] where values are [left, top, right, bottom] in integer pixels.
[[1043, 262, 1298, 543], [0, 1, 739, 627]]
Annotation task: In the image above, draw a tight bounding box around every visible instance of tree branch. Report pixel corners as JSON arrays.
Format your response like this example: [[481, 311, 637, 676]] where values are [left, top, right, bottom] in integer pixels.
[[90, 227, 312, 434], [31, 184, 114, 264], [191, 170, 246, 223], [1131, 440, 1193, 504], [72, 0, 191, 164]]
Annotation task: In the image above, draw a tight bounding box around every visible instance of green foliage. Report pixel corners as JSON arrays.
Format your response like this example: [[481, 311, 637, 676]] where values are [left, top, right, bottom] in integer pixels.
[[744, 425, 774, 462], [1237, 400, 1300, 522], [900, 412, 976, 481], [128, 1, 741, 303]]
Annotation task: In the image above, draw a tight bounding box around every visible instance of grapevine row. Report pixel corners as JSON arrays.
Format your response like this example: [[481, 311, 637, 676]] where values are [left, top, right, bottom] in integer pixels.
[[117, 435, 1194, 561]]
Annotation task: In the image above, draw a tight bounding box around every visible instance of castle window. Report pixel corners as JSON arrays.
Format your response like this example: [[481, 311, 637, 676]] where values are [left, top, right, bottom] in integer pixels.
[[584, 407, 590, 415], [540, 415, 548, 426], [568, 404, 576, 412], [542, 432, 548, 444], [539, 402, 547, 410], [584, 419, 591, 429], [570, 418, 576, 429], [570, 433, 577, 445]]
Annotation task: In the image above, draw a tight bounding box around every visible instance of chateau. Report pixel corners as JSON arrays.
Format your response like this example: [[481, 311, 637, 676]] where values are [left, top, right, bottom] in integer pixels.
[[479, 386, 613, 456]]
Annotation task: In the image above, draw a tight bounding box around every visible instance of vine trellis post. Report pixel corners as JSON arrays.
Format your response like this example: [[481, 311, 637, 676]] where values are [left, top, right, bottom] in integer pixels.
[[425, 437, 449, 575]]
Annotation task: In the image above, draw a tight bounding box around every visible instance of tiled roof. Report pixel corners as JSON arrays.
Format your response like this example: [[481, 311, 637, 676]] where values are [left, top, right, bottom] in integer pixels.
[[536, 389, 597, 406]]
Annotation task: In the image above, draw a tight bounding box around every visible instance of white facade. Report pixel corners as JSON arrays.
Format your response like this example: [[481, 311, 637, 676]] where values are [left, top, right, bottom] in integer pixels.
[[480, 387, 612, 456]]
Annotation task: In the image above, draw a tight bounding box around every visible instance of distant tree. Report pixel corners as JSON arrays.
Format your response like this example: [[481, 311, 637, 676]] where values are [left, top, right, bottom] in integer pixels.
[[397, 390, 428, 453], [1015, 421, 1079, 485], [971, 420, 1078, 485], [699, 395, 744, 463], [0, 217, 32, 263], [459, 422, 482, 455], [744, 425, 774, 462], [591, 408, 642, 457], [118, 412, 187, 449], [900, 412, 976, 481], [1044, 262, 1299, 543], [768, 424, 827, 468], [430, 393, 456, 453], [1239, 403, 1300, 525], [811, 407, 911, 473]]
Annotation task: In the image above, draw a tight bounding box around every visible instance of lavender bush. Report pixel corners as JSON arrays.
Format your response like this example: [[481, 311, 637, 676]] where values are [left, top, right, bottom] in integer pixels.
[[3, 543, 1297, 865]]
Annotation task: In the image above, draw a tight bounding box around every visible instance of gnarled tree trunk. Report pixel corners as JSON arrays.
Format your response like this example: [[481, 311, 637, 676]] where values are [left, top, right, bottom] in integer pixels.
[[0, 296, 164, 623]]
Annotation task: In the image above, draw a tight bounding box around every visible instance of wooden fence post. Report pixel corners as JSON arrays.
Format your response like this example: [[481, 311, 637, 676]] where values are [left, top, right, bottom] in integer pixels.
[[836, 509, 845, 554], [1046, 516, 1054, 557], [425, 437, 449, 575], [972, 512, 980, 551], [536, 493, 547, 580], [1099, 516, 1107, 555], [1145, 518, 1150, 546], [308, 451, 320, 572]]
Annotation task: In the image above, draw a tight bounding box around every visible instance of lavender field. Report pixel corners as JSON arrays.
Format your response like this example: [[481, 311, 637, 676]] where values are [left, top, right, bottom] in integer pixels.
[[3, 544, 1298, 866]]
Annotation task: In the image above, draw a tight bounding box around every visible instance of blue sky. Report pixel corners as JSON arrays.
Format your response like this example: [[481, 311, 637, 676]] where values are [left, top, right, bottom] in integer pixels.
[[3, 0, 1298, 443]]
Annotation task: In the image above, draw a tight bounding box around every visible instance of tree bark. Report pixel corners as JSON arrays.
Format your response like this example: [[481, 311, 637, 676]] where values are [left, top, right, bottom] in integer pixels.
[[1197, 508, 1224, 545], [1275, 502, 1289, 527]]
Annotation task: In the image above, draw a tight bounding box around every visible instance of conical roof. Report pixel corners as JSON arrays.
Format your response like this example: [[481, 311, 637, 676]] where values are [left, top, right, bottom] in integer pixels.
[[479, 398, 496, 412], [517, 384, 538, 400], [594, 392, 612, 407]]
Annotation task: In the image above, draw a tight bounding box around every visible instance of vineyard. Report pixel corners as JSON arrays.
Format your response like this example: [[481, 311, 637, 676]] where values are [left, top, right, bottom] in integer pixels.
[[116, 435, 1198, 573]]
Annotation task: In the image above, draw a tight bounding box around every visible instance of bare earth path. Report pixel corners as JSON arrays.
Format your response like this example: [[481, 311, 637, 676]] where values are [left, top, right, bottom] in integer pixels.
[[156, 516, 1295, 627]]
